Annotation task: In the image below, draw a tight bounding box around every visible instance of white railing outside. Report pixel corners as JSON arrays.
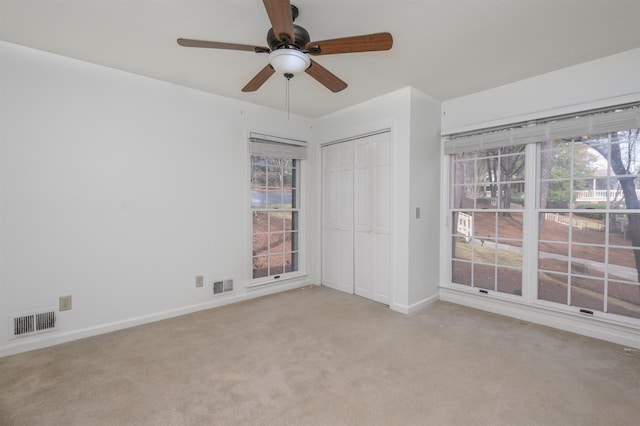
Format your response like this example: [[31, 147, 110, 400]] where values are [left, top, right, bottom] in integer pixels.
[[574, 189, 640, 202], [543, 212, 605, 231]]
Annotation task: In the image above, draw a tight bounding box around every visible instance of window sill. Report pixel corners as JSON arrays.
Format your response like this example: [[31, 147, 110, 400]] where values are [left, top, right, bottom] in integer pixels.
[[439, 285, 640, 348], [246, 272, 308, 290]]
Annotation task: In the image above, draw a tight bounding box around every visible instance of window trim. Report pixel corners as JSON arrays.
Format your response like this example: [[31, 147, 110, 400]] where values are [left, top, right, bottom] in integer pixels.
[[248, 133, 307, 286]]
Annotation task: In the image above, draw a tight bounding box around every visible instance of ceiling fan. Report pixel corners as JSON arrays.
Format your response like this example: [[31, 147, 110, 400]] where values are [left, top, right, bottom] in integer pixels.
[[177, 0, 393, 93]]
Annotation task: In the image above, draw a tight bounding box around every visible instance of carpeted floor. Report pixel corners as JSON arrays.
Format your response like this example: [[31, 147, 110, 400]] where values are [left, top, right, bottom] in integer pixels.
[[1, 285, 639, 425]]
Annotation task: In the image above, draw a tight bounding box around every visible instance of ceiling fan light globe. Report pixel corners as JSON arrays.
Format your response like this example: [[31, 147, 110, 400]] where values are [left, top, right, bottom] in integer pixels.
[[268, 49, 310, 75]]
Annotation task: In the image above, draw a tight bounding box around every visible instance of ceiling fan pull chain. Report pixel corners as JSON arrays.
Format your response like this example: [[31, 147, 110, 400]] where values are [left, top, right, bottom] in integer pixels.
[[285, 72, 293, 120]]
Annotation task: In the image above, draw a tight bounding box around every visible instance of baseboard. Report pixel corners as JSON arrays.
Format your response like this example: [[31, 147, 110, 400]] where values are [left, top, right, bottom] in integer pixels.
[[391, 293, 440, 314], [440, 287, 640, 349], [0, 278, 313, 358]]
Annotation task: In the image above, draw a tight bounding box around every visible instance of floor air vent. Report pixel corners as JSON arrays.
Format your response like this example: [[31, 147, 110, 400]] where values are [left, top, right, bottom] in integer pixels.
[[213, 279, 234, 295], [9, 309, 57, 339]]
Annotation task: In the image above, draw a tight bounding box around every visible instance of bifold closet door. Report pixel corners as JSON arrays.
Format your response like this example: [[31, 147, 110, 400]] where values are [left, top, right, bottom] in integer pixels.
[[322, 141, 354, 294], [354, 133, 390, 304], [322, 132, 391, 304]]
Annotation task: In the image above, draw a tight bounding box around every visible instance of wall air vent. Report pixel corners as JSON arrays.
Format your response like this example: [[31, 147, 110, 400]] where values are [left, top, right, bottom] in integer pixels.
[[9, 309, 57, 339], [213, 278, 234, 295]]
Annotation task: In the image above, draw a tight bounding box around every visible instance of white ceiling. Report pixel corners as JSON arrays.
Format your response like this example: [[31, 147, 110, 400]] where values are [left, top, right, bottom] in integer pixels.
[[2, 0, 640, 118]]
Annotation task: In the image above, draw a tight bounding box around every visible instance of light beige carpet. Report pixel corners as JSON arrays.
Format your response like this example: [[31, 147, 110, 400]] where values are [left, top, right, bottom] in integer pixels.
[[1, 285, 639, 425]]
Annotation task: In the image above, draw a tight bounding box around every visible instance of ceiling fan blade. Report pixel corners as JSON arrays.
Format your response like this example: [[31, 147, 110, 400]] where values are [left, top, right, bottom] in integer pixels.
[[242, 64, 275, 92], [306, 32, 393, 55], [262, 0, 295, 44], [305, 59, 347, 93], [177, 38, 270, 53]]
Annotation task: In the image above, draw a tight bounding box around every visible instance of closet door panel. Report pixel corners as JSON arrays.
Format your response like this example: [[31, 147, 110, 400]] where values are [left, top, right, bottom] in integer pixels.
[[373, 164, 390, 233], [373, 233, 391, 301], [322, 142, 354, 294]]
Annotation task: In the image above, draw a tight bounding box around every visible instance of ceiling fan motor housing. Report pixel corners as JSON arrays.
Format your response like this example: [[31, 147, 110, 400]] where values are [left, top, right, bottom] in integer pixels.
[[267, 24, 310, 50]]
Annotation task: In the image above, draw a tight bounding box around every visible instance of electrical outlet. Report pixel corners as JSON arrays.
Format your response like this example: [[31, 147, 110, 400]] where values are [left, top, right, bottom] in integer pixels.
[[195, 275, 204, 288], [59, 295, 72, 311]]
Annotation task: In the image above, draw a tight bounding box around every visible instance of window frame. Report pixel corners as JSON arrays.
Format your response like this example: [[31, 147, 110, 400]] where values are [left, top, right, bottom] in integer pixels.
[[449, 146, 527, 300], [535, 132, 640, 321], [444, 104, 640, 327], [249, 154, 304, 285]]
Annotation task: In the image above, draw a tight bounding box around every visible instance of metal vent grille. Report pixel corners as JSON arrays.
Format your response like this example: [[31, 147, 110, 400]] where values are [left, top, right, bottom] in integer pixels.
[[10, 309, 57, 339], [213, 279, 234, 295]]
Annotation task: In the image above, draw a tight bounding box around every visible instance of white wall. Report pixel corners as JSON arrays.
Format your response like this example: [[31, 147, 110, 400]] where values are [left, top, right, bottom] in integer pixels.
[[408, 89, 441, 308], [442, 47, 640, 134], [313, 87, 441, 313], [0, 42, 314, 356], [439, 47, 640, 348]]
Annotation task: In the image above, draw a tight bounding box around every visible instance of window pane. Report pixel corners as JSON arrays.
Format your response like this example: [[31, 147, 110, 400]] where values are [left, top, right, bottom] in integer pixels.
[[284, 211, 296, 231], [453, 212, 473, 242], [452, 260, 472, 286], [609, 213, 640, 247], [252, 233, 267, 257], [285, 251, 298, 273], [607, 248, 638, 283], [269, 212, 285, 233], [497, 267, 522, 296], [501, 183, 525, 208], [539, 212, 570, 242], [608, 281, 640, 319], [472, 241, 496, 265], [570, 245, 605, 278], [570, 276, 604, 312], [459, 185, 476, 209], [474, 212, 495, 239], [285, 230, 298, 250], [538, 272, 568, 305], [538, 243, 569, 274], [251, 156, 268, 208], [269, 231, 285, 254], [609, 214, 630, 245], [251, 156, 266, 189], [474, 263, 495, 290], [571, 211, 605, 245], [497, 213, 523, 240], [496, 241, 522, 267], [253, 256, 269, 279], [253, 211, 268, 234], [573, 178, 592, 205], [544, 180, 571, 208], [452, 236, 471, 261], [269, 254, 285, 275]]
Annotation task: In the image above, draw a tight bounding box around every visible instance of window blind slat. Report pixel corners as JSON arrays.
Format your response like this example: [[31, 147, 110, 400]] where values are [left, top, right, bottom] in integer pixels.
[[249, 133, 307, 160], [443, 103, 640, 155]]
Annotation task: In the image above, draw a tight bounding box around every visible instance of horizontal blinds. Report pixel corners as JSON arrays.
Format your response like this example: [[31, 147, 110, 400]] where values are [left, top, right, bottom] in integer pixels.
[[443, 103, 640, 155], [249, 132, 307, 160]]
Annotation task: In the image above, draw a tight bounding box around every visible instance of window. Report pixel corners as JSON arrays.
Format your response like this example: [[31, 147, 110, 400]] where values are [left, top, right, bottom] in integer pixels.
[[249, 133, 306, 281], [251, 156, 299, 279], [451, 146, 525, 296], [538, 131, 640, 318], [446, 103, 640, 323]]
